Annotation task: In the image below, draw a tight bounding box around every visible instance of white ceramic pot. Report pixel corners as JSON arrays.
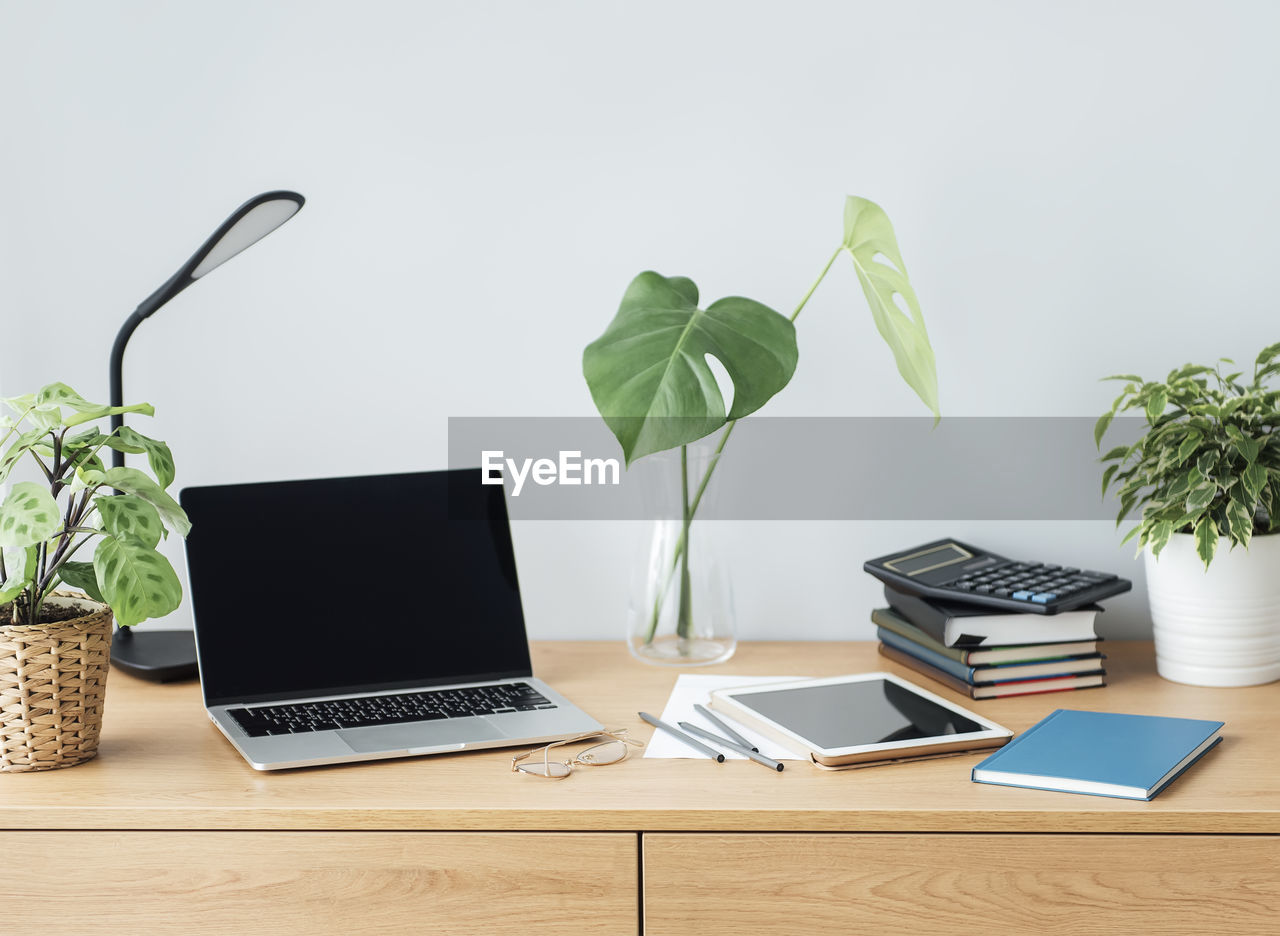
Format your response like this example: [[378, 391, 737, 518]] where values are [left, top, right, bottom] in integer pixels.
[[1145, 531, 1280, 687]]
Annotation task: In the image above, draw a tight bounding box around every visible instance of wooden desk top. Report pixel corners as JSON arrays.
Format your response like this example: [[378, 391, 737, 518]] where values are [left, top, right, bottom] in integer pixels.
[[1, 641, 1275, 833]]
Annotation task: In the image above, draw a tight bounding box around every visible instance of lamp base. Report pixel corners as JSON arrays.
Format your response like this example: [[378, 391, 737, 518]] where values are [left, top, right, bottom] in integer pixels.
[[111, 628, 199, 682]]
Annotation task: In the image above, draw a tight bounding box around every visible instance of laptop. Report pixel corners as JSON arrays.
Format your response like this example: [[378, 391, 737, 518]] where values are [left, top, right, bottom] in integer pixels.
[[180, 468, 604, 770]]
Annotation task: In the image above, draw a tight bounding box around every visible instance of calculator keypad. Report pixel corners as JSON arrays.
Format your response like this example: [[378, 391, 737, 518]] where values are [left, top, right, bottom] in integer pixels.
[[939, 562, 1117, 607]]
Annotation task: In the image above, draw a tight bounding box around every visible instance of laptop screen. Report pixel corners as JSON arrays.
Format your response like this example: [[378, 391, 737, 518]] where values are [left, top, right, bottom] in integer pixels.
[[181, 469, 534, 705]]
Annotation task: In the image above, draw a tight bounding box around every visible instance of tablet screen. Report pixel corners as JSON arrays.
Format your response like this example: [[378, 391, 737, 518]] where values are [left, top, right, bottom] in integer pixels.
[[729, 678, 985, 750]]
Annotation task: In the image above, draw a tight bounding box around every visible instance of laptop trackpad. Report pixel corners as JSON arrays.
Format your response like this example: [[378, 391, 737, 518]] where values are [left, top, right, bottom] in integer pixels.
[[337, 717, 503, 753]]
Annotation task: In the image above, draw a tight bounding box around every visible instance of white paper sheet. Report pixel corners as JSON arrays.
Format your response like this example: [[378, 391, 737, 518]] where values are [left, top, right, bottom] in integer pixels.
[[642, 674, 807, 760]]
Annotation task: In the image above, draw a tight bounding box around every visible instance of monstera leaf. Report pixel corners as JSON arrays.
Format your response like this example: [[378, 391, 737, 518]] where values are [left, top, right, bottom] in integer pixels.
[[583, 272, 798, 464], [841, 197, 940, 421]]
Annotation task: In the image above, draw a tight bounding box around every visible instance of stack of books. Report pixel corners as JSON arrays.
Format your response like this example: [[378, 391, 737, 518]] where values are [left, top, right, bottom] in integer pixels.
[[874, 586, 1107, 699]]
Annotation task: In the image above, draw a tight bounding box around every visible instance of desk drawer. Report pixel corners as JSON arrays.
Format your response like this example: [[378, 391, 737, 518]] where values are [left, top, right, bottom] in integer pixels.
[[643, 833, 1280, 936], [2, 831, 636, 935]]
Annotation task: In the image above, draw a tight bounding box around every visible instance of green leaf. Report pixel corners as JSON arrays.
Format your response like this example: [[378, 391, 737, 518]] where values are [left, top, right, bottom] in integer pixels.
[[1169, 364, 1216, 381], [1196, 451, 1217, 478], [82, 467, 191, 537], [1145, 388, 1168, 423], [1221, 397, 1247, 418], [1119, 524, 1143, 546], [1148, 519, 1175, 557], [840, 196, 939, 421], [96, 494, 164, 548], [0, 481, 60, 548], [37, 382, 155, 427], [69, 429, 145, 455], [1167, 467, 1199, 500], [1169, 509, 1203, 532], [1117, 490, 1138, 525], [92, 535, 182, 627], [1102, 374, 1145, 383], [1175, 431, 1203, 466], [1093, 411, 1114, 449], [0, 427, 50, 483], [1231, 434, 1261, 463], [1242, 462, 1268, 504], [1185, 481, 1217, 513], [1099, 445, 1130, 462], [1194, 515, 1219, 568], [0, 577, 28, 604], [583, 272, 798, 464], [0, 544, 36, 603], [4, 543, 37, 582], [1263, 483, 1279, 532], [1101, 463, 1119, 498], [1227, 499, 1254, 549], [115, 426, 176, 489], [1255, 342, 1280, 367], [56, 559, 106, 604]]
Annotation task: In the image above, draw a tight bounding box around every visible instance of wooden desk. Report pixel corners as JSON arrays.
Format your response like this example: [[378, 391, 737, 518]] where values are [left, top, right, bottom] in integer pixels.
[[2, 642, 1277, 935]]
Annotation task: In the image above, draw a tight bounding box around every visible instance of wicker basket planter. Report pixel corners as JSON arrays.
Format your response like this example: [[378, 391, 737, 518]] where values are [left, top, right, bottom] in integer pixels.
[[0, 591, 113, 772]]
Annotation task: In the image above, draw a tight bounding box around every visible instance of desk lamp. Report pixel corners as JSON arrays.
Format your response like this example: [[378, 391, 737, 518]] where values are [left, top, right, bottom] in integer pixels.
[[108, 190, 305, 681]]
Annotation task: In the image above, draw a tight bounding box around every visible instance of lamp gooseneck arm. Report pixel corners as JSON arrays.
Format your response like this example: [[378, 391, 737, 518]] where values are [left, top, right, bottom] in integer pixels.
[[109, 309, 147, 468]]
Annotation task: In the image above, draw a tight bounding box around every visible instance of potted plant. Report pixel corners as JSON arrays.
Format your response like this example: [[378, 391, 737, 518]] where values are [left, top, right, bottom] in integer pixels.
[[0, 383, 190, 771], [1097, 345, 1280, 686], [583, 196, 939, 665]]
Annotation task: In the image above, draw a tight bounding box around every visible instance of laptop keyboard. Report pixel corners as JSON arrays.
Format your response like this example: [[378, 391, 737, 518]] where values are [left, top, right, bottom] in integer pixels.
[[227, 682, 556, 737]]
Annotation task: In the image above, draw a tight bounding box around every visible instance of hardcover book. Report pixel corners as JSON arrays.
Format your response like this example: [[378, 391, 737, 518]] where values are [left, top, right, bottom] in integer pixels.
[[877, 626, 1105, 684], [871, 607, 1101, 665], [877, 643, 1106, 699], [884, 585, 1100, 647], [971, 709, 1224, 800]]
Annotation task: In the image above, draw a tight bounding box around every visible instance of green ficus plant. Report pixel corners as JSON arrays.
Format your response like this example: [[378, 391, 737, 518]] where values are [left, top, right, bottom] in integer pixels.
[[583, 196, 939, 645], [0, 383, 190, 628], [1096, 343, 1280, 569]]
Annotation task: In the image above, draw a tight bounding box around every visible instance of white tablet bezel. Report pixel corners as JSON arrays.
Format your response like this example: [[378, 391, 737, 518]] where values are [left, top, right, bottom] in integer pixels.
[[710, 671, 1014, 760]]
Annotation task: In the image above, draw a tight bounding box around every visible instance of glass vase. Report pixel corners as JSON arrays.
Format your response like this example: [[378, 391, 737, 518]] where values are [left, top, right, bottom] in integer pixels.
[[627, 445, 736, 666]]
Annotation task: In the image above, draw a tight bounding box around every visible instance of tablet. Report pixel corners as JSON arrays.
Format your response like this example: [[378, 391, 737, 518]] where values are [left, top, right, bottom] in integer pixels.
[[709, 672, 1014, 767]]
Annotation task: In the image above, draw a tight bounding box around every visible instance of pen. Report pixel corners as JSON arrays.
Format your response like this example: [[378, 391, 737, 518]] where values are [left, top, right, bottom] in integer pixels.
[[679, 721, 785, 772], [694, 703, 758, 752], [638, 711, 725, 762]]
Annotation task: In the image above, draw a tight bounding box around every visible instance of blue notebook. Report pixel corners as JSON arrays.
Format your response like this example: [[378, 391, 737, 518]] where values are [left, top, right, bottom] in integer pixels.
[[971, 709, 1223, 801]]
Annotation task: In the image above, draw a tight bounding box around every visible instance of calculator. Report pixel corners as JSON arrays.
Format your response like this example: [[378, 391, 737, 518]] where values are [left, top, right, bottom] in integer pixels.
[[863, 539, 1132, 614]]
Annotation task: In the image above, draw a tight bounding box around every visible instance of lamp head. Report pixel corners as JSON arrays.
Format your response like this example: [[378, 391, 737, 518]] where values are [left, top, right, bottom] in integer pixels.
[[136, 190, 305, 318]]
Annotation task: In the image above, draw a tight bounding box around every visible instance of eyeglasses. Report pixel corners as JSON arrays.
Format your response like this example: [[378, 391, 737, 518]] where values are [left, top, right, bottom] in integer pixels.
[[510, 729, 644, 779]]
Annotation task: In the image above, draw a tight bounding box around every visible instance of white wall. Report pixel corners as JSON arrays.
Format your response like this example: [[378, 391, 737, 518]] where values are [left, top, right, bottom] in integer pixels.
[[3, 1, 1278, 641]]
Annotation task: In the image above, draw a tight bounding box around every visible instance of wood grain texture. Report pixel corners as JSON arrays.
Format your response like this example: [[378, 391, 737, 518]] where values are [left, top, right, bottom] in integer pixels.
[[643, 833, 1280, 936], [0, 642, 1275, 832], [0, 831, 637, 936]]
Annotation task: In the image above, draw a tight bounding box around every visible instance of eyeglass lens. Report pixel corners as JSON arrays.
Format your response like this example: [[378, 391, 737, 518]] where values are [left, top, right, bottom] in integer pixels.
[[576, 739, 628, 765], [515, 760, 573, 778]]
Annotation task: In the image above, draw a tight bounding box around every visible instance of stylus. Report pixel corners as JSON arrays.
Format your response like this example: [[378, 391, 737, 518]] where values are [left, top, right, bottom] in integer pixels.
[[694, 703, 759, 752], [638, 711, 725, 762], [679, 721, 785, 772]]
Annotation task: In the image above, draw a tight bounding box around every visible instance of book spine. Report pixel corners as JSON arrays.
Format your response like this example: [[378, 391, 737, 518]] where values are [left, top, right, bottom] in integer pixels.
[[968, 641, 1101, 665], [870, 607, 967, 663], [882, 585, 950, 644], [877, 642, 976, 697], [971, 655, 1107, 682], [877, 627, 975, 682], [977, 676, 1105, 698], [1145, 736, 1223, 801]]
